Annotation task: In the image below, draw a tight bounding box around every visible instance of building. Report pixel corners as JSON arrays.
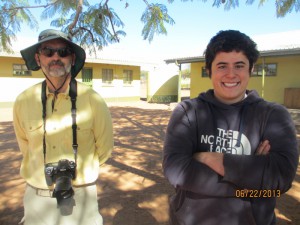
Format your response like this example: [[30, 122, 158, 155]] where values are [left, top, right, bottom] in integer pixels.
[[0, 51, 147, 108]]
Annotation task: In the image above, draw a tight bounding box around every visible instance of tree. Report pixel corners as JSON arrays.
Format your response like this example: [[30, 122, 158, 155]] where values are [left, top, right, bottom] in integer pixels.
[[0, 0, 299, 53]]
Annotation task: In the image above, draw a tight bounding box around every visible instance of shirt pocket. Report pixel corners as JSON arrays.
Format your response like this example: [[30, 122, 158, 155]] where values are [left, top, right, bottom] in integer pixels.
[[23, 120, 44, 144], [76, 121, 92, 143]]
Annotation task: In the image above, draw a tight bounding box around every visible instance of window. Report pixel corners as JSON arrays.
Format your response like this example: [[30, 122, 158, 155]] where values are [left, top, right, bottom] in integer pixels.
[[201, 67, 209, 77], [252, 63, 277, 76], [102, 69, 113, 84], [13, 64, 31, 76], [82, 68, 93, 87], [123, 70, 133, 85]]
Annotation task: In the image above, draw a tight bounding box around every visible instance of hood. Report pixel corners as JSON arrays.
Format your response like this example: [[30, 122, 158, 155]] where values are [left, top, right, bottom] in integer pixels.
[[198, 89, 263, 109], [198, 89, 264, 148]]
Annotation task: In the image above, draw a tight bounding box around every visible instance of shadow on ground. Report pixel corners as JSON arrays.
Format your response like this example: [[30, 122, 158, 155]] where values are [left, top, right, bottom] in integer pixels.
[[0, 106, 299, 225]]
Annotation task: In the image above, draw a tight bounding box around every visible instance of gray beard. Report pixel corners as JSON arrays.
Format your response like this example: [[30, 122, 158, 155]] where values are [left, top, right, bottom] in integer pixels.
[[48, 64, 72, 77]]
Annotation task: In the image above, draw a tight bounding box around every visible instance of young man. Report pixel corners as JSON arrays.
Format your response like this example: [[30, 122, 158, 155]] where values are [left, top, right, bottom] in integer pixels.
[[163, 30, 299, 225], [13, 29, 113, 225]]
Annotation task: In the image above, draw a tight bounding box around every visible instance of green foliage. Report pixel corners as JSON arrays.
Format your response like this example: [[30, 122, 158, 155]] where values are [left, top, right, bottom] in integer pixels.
[[141, 3, 175, 42], [275, 0, 300, 17], [209, 0, 300, 16], [50, 2, 126, 55], [0, 0, 298, 53], [209, 0, 240, 9], [0, 0, 38, 52]]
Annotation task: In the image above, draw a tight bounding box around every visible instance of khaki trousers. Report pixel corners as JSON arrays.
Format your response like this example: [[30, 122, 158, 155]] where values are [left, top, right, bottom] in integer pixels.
[[22, 184, 103, 225]]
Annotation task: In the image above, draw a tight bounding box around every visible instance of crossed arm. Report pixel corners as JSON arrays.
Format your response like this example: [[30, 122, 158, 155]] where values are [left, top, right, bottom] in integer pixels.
[[193, 140, 271, 176]]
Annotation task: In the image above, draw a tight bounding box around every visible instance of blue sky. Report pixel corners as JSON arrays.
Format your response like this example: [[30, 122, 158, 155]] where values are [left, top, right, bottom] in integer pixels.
[[110, 0, 300, 59], [18, 0, 300, 61]]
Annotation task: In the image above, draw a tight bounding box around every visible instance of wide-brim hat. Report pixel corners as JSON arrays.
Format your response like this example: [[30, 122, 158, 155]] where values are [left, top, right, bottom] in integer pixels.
[[20, 29, 86, 77]]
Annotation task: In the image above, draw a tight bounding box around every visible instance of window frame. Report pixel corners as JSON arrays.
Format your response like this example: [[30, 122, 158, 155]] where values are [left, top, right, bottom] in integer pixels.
[[102, 68, 114, 85], [82, 67, 93, 87], [201, 66, 209, 77], [252, 63, 277, 77], [13, 64, 31, 76], [123, 69, 133, 85]]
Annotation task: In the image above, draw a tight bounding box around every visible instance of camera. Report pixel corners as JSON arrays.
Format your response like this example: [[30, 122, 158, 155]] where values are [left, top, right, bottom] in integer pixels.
[[45, 159, 76, 186], [44, 159, 76, 205]]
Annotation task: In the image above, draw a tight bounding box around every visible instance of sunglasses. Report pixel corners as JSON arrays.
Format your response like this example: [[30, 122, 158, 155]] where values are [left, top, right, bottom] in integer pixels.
[[38, 47, 73, 58]]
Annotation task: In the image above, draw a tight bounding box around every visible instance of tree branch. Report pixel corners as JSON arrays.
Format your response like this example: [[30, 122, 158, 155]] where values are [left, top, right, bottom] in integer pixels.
[[104, 3, 119, 42], [104, 0, 110, 5], [73, 26, 95, 42], [68, 0, 83, 34], [2, 3, 55, 12], [142, 0, 150, 7]]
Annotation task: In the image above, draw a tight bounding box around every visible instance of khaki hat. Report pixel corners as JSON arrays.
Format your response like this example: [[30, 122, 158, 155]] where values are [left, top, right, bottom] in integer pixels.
[[20, 29, 86, 77]]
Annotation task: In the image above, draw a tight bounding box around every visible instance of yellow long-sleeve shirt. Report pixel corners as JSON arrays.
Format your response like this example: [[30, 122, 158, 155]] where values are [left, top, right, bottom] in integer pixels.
[[13, 81, 113, 189]]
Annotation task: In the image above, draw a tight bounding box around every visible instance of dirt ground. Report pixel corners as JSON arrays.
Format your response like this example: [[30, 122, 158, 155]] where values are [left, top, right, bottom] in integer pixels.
[[0, 102, 299, 225]]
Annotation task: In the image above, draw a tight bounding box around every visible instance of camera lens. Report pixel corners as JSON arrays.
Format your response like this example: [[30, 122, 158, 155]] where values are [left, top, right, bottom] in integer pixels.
[[53, 176, 74, 205], [55, 176, 72, 192]]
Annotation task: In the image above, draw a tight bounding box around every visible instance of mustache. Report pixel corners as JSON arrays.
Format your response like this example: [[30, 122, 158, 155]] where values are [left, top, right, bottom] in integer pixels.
[[49, 60, 64, 67]]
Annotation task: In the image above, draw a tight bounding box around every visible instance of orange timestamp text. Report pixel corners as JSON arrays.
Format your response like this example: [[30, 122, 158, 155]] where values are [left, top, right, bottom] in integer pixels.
[[235, 189, 281, 198]]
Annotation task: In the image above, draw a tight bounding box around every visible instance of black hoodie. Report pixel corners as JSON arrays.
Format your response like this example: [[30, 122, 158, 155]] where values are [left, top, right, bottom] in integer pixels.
[[163, 89, 299, 225]]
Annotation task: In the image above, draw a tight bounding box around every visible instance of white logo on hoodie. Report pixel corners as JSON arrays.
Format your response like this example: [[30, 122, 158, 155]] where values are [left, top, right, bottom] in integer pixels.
[[200, 128, 251, 155]]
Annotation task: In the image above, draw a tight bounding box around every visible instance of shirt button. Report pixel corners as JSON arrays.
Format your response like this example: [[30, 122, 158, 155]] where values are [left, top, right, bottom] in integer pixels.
[[53, 146, 56, 149]]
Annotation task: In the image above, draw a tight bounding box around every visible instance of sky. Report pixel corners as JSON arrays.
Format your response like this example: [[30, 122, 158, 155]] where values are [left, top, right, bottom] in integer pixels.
[[17, 0, 300, 63]]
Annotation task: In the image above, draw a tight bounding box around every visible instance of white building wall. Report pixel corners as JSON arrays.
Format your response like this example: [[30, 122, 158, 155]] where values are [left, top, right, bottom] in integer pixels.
[[89, 79, 140, 100], [0, 77, 43, 103], [0, 77, 140, 104]]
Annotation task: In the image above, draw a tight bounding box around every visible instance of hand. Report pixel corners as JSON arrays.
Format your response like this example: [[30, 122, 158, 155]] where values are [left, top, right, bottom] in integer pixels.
[[193, 152, 225, 176], [255, 140, 271, 155]]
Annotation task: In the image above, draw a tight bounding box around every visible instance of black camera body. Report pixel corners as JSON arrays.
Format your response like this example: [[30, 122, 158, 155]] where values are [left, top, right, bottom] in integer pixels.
[[45, 159, 76, 186], [45, 159, 76, 206]]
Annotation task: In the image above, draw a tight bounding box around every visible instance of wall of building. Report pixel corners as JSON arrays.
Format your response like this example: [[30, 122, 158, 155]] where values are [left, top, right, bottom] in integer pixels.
[[82, 63, 141, 102], [0, 56, 141, 106], [248, 55, 300, 104], [190, 62, 212, 98], [146, 64, 178, 103], [0, 56, 43, 105]]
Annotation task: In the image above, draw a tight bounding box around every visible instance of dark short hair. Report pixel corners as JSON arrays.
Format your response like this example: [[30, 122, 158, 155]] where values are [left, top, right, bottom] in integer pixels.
[[204, 30, 259, 77]]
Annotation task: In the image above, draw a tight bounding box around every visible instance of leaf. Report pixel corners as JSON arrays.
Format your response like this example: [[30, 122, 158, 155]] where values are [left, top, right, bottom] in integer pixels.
[[141, 3, 175, 42]]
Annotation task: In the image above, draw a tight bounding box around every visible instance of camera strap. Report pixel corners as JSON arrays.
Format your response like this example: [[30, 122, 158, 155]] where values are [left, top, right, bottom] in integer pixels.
[[41, 78, 78, 164]]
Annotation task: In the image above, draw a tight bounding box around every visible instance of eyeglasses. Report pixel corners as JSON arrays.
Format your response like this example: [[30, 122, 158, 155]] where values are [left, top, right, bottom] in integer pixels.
[[38, 47, 73, 58]]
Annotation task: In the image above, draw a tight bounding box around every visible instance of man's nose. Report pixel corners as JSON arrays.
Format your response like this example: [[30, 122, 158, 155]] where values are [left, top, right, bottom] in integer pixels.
[[52, 51, 61, 59], [226, 66, 238, 77]]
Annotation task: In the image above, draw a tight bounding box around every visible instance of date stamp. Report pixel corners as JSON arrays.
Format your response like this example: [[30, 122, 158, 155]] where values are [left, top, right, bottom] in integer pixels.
[[235, 189, 281, 198]]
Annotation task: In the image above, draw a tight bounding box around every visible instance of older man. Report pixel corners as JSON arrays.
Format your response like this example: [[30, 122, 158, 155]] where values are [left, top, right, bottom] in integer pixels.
[[13, 29, 113, 225]]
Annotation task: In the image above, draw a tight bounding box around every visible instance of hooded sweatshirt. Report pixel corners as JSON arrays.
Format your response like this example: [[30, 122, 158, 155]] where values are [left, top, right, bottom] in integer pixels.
[[163, 89, 299, 225]]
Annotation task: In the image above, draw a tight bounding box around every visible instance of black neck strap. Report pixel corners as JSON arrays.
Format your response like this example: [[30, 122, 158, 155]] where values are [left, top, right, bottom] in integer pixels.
[[41, 78, 78, 164]]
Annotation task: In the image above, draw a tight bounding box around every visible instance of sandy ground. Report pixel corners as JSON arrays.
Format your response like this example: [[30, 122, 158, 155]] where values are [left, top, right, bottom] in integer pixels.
[[0, 101, 299, 225]]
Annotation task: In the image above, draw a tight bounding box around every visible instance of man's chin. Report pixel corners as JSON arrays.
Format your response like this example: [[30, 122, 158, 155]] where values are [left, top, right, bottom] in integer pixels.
[[48, 74, 66, 78], [48, 70, 69, 78]]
